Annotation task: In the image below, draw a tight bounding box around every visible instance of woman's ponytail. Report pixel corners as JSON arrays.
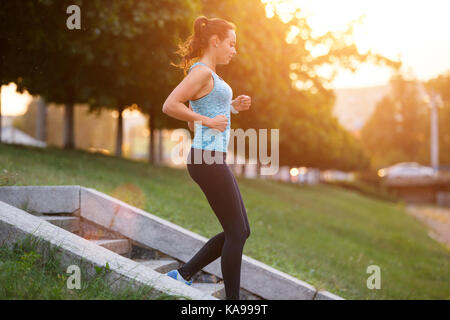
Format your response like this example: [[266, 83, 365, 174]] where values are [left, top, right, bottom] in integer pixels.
[[172, 16, 236, 76]]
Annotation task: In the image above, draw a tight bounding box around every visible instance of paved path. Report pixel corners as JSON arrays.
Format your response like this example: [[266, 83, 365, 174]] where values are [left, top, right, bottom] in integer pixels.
[[405, 204, 450, 250]]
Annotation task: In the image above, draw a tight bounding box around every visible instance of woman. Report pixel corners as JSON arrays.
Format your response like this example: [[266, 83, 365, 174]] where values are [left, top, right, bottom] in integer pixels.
[[162, 16, 252, 300]]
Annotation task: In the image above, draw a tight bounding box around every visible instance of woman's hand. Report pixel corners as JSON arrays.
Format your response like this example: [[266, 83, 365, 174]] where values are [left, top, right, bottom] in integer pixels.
[[231, 95, 251, 112], [205, 115, 228, 132]]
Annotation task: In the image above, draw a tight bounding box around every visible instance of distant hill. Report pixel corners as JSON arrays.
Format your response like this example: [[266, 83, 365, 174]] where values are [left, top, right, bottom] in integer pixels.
[[332, 85, 391, 134]]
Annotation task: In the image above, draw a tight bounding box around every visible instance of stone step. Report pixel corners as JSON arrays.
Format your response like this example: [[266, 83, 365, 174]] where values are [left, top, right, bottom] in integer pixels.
[[90, 239, 131, 256], [191, 282, 226, 299], [41, 216, 80, 233], [134, 259, 180, 274], [79, 218, 125, 243], [0, 202, 218, 300]]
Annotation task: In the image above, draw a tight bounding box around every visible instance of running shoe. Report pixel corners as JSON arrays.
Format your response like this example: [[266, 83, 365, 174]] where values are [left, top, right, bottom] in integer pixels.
[[166, 269, 193, 286]]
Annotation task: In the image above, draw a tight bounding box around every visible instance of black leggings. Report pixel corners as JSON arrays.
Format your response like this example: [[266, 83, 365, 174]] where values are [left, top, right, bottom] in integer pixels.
[[178, 147, 251, 300]]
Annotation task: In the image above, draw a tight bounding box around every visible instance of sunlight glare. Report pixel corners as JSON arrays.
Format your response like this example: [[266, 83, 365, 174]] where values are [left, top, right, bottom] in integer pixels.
[[261, 0, 450, 88], [0, 83, 33, 116]]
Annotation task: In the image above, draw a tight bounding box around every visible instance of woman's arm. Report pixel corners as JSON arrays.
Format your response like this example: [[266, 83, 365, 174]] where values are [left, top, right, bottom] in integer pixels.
[[230, 99, 239, 114], [188, 102, 195, 132], [162, 68, 211, 125], [163, 66, 228, 132]]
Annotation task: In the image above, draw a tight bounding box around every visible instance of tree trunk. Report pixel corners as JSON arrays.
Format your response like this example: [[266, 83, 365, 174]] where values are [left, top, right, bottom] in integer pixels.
[[0, 86, 2, 143], [242, 162, 247, 178], [158, 129, 164, 164], [63, 102, 75, 149], [35, 96, 47, 142], [256, 158, 261, 178], [149, 114, 155, 164], [145, 101, 154, 164], [230, 163, 238, 176], [147, 114, 152, 163], [115, 105, 124, 157]]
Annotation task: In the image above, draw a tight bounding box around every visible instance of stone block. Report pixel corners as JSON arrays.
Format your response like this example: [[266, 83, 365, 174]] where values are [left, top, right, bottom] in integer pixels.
[[0, 200, 217, 300], [0, 186, 80, 214]]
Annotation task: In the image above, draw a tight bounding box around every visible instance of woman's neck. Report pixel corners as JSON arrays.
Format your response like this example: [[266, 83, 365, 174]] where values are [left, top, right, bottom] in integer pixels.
[[199, 55, 217, 73]]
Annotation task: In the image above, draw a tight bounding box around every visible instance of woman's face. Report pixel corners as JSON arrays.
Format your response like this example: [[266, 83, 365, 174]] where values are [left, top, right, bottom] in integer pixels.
[[216, 29, 237, 64]]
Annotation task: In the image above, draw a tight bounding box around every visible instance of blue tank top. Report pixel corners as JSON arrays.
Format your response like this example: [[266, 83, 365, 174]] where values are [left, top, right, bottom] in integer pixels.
[[188, 61, 233, 153]]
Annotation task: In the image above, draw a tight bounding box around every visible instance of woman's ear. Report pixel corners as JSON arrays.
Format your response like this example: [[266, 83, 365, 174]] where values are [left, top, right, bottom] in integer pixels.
[[210, 34, 220, 47]]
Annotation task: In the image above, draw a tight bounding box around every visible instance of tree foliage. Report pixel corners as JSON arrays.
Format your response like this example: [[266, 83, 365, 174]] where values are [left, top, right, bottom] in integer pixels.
[[360, 74, 441, 169], [199, 0, 399, 169], [1, 0, 401, 170], [0, 0, 197, 152]]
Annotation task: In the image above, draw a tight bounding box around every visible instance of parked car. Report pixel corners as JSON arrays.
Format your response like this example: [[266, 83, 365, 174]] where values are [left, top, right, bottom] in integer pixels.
[[379, 162, 436, 179]]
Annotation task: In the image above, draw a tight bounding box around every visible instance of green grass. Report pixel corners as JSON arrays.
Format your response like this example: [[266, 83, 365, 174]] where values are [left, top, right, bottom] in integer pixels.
[[324, 179, 399, 203], [0, 235, 185, 300], [1, 142, 449, 300]]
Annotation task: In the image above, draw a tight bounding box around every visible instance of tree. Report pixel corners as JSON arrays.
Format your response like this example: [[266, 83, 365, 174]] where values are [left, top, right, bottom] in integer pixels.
[[74, 0, 199, 158], [360, 74, 431, 169], [1, 0, 198, 157], [1, 0, 93, 149], [199, 0, 399, 169]]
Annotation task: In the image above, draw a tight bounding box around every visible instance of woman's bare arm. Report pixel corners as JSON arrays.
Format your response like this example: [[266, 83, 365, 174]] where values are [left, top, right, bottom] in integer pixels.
[[188, 102, 194, 132], [163, 67, 212, 126], [162, 67, 228, 132]]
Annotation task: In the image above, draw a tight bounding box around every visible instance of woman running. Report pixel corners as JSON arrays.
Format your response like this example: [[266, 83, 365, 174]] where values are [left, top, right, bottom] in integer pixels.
[[162, 16, 252, 300]]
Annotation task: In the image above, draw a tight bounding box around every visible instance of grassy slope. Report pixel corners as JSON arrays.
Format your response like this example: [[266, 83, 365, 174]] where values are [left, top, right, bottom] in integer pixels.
[[1, 143, 449, 300], [0, 237, 183, 300]]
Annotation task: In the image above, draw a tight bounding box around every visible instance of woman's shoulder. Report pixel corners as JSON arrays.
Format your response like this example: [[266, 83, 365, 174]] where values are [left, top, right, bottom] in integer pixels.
[[187, 64, 213, 89], [188, 62, 212, 74]]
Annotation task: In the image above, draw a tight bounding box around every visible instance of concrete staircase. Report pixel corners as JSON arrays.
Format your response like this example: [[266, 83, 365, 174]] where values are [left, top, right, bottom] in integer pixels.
[[0, 185, 344, 300], [37, 211, 231, 299]]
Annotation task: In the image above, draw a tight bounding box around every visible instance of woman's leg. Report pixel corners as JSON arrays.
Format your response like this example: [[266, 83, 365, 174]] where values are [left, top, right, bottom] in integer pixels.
[[177, 231, 225, 281], [179, 156, 250, 299], [177, 170, 251, 281], [228, 164, 251, 239]]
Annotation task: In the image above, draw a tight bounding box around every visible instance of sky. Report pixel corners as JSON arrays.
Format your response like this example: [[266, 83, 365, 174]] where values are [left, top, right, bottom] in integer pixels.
[[264, 0, 450, 88], [2, 0, 450, 116]]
